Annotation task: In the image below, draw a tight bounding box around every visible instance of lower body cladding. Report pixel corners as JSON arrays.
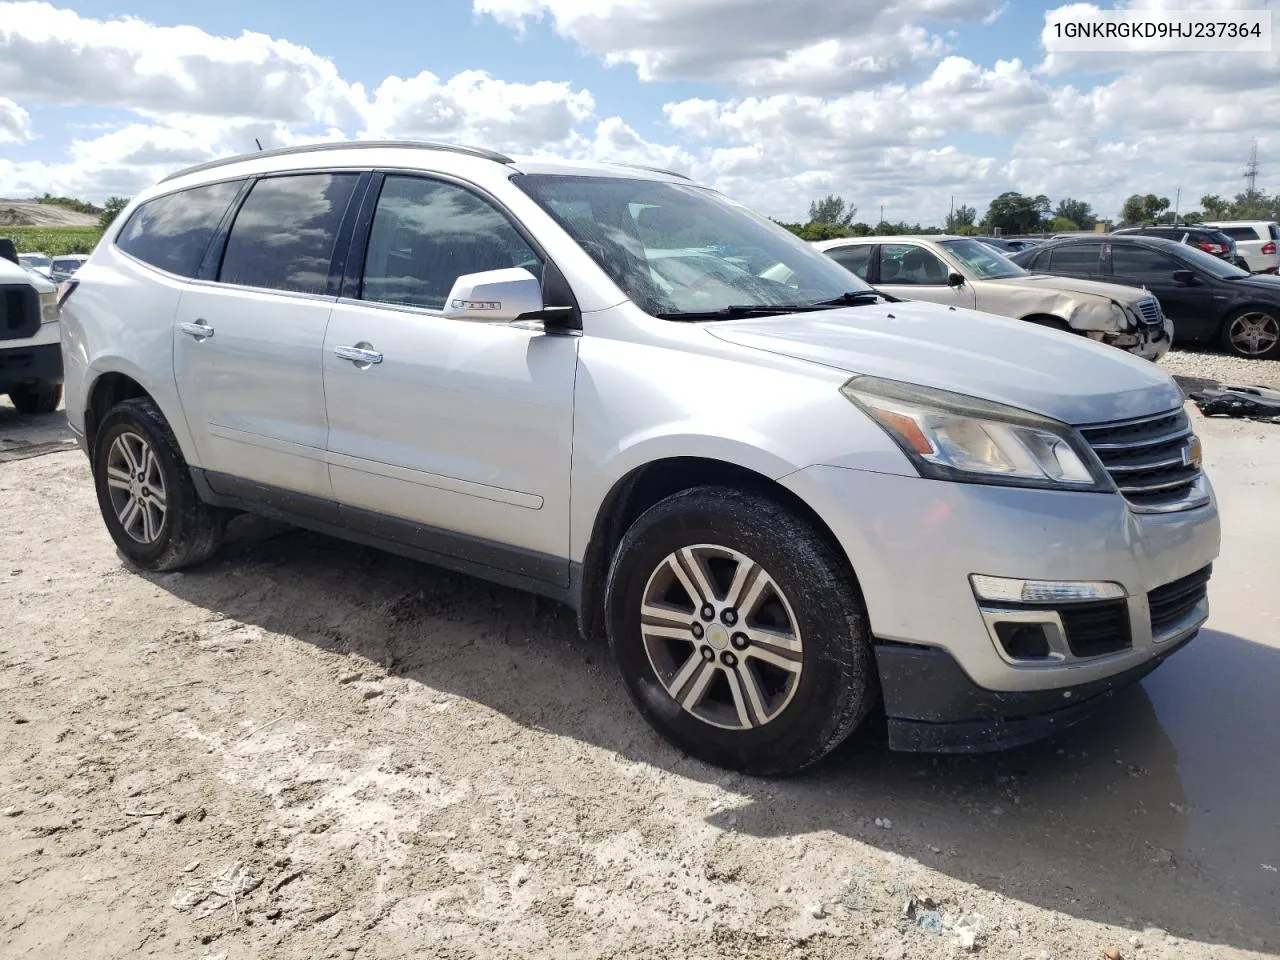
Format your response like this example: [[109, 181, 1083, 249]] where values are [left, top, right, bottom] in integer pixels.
[[781, 464, 1221, 752]]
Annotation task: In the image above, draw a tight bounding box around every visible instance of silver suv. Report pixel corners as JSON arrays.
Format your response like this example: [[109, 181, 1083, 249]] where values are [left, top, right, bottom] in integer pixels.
[[61, 141, 1221, 774]]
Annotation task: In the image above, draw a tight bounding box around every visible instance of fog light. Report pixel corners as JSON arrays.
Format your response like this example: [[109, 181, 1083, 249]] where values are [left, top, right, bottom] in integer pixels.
[[970, 575, 1126, 604], [993, 622, 1052, 660]]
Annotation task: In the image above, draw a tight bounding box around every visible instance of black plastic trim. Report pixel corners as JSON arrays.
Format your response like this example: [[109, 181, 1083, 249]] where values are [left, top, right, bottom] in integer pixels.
[[0, 341, 63, 388], [874, 632, 1196, 753], [196, 178, 254, 282], [190, 469, 576, 605]]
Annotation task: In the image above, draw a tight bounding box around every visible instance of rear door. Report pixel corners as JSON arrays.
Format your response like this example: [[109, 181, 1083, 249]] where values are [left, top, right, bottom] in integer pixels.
[[824, 243, 875, 283], [1106, 243, 1219, 341], [173, 171, 364, 500], [873, 242, 975, 308], [1045, 242, 1104, 280]]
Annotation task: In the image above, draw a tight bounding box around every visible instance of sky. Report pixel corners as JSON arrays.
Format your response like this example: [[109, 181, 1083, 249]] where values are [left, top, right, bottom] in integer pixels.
[[0, 0, 1276, 225]]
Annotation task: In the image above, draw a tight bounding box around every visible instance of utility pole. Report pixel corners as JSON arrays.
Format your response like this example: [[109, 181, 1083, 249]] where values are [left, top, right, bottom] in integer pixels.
[[1173, 187, 1180, 223], [1245, 138, 1260, 195], [880, 203, 884, 226]]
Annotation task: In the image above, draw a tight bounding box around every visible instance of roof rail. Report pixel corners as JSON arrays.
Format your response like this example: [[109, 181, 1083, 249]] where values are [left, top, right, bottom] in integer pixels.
[[159, 139, 514, 183], [602, 161, 693, 181]]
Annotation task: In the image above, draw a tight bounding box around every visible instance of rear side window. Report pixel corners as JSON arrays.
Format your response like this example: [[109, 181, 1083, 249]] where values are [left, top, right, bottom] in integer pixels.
[[1048, 244, 1101, 272], [219, 174, 360, 295], [116, 180, 242, 278], [825, 245, 873, 280], [360, 175, 541, 311], [1220, 226, 1263, 241], [1270, 224, 1280, 241], [1111, 245, 1180, 277]]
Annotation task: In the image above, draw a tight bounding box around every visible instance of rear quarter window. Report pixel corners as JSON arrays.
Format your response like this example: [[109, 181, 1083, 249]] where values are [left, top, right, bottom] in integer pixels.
[[115, 180, 244, 278], [1220, 226, 1263, 241]]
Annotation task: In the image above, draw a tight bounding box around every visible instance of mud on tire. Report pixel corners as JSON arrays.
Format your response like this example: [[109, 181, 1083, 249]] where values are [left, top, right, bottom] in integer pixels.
[[604, 485, 876, 776], [92, 397, 225, 572]]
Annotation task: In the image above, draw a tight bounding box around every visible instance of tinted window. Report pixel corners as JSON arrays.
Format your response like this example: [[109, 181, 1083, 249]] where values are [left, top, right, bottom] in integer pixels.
[[1270, 224, 1279, 241], [879, 243, 948, 285], [825, 244, 872, 280], [939, 238, 1025, 279], [1219, 226, 1262, 241], [117, 180, 242, 277], [1111, 245, 1181, 277], [361, 176, 541, 311], [219, 174, 359, 295], [1048, 244, 1101, 273]]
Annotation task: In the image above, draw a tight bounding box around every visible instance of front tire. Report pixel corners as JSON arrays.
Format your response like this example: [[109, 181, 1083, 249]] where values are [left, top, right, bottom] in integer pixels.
[[9, 380, 62, 414], [1221, 308, 1280, 359], [92, 397, 225, 571], [604, 487, 876, 775]]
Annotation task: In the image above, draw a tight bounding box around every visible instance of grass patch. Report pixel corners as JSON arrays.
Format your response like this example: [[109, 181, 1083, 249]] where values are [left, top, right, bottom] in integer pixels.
[[1, 226, 103, 256]]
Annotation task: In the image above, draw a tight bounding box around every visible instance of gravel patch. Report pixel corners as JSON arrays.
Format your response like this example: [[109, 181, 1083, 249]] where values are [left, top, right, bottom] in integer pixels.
[[1160, 346, 1280, 396]]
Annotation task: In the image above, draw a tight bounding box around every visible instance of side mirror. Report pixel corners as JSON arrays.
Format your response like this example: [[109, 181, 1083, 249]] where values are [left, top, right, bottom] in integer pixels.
[[443, 267, 543, 323], [947, 272, 965, 287], [0, 284, 42, 341], [1171, 269, 1197, 286]]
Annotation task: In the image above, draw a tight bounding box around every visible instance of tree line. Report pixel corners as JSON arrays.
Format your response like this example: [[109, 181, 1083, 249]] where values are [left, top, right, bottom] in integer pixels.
[[784, 188, 1280, 241]]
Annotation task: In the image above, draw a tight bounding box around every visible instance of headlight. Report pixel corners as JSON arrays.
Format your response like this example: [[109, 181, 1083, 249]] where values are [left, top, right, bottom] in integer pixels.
[[1110, 302, 1134, 329], [840, 375, 1110, 491], [39, 289, 59, 324]]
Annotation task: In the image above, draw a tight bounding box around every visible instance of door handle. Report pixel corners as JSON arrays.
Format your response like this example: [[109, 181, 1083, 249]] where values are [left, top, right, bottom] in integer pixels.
[[334, 344, 383, 365], [179, 320, 214, 340]]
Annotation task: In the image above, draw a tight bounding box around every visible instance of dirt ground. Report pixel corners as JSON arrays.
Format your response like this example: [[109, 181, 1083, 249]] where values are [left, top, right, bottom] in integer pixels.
[[2, 385, 1278, 960]]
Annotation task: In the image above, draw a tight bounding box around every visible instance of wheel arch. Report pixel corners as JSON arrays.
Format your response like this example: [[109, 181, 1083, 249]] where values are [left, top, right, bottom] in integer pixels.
[[575, 455, 860, 644], [83, 368, 193, 463]]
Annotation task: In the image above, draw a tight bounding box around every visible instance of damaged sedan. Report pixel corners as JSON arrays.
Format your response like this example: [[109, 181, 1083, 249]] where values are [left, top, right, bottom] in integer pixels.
[[815, 235, 1172, 361]]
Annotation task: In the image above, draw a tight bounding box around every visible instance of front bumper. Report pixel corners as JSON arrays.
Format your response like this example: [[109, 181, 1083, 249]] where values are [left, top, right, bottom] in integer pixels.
[[1097, 319, 1172, 361], [0, 341, 63, 393], [781, 464, 1219, 690]]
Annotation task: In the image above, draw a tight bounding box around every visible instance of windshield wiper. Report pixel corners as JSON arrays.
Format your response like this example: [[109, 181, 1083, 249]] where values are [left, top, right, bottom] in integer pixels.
[[655, 303, 838, 321], [809, 291, 890, 307]]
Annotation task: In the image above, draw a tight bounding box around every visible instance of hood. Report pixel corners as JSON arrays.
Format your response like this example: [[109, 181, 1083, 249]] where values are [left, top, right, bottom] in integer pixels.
[[705, 300, 1183, 425], [1225, 273, 1280, 294], [991, 273, 1149, 303]]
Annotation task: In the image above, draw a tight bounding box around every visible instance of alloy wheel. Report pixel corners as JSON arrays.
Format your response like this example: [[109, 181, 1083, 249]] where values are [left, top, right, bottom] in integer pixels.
[[640, 544, 803, 730], [1227, 311, 1280, 356], [104, 431, 167, 544]]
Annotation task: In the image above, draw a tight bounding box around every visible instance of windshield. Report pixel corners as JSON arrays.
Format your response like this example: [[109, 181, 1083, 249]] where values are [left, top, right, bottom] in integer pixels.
[[19, 254, 51, 268], [940, 238, 1026, 279], [1174, 243, 1251, 279], [511, 174, 872, 317]]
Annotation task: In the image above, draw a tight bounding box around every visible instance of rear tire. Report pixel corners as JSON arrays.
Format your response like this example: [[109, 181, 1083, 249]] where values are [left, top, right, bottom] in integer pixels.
[[92, 397, 225, 571], [9, 380, 62, 414], [604, 486, 876, 776], [1023, 315, 1073, 333]]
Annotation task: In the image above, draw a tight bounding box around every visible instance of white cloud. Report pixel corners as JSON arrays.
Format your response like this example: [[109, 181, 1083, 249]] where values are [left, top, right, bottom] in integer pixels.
[[362, 70, 594, 150], [473, 0, 1004, 92], [0, 98, 32, 143]]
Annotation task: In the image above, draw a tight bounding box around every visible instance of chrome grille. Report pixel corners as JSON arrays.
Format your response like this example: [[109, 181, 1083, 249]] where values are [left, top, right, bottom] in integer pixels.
[[1135, 298, 1163, 326], [1079, 408, 1203, 511]]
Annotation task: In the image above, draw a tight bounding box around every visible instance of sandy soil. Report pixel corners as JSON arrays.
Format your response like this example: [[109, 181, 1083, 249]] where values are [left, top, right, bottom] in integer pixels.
[[1, 398, 1277, 960]]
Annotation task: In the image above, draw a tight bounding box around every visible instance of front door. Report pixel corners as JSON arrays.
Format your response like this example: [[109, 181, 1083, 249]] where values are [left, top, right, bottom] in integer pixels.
[[174, 172, 362, 498], [874, 242, 976, 308], [1107, 243, 1219, 341], [322, 174, 578, 583]]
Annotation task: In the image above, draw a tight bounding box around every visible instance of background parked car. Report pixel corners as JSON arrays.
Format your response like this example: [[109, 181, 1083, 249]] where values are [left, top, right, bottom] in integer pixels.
[[1202, 220, 1280, 274], [0, 239, 63, 412], [974, 236, 1039, 254], [49, 254, 88, 283], [17, 251, 53, 277], [1010, 235, 1280, 359], [1111, 224, 1249, 270], [814, 235, 1172, 359]]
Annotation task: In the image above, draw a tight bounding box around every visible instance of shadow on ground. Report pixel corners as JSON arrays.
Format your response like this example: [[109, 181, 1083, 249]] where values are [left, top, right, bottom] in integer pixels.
[[156, 520, 1280, 954]]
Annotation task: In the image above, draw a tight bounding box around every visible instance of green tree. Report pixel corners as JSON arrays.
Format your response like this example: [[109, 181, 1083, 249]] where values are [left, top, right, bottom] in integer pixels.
[[808, 195, 857, 227], [98, 196, 131, 231], [1048, 217, 1079, 233], [1053, 198, 1095, 230], [944, 203, 977, 234], [982, 192, 1051, 235], [1119, 193, 1170, 226], [1200, 194, 1231, 219]]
